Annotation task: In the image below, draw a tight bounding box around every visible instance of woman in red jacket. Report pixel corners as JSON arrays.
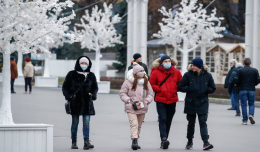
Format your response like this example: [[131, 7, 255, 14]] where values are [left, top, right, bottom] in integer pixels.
[[149, 55, 182, 149]]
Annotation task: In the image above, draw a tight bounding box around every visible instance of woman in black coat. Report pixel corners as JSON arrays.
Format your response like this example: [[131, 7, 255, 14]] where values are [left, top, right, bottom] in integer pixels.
[[177, 58, 216, 151], [62, 56, 98, 150]]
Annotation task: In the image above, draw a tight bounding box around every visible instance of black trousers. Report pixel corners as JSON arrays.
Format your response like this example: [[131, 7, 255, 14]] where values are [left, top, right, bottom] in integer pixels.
[[186, 114, 209, 143], [11, 79, 15, 92], [25, 77, 32, 92], [156, 102, 176, 141]]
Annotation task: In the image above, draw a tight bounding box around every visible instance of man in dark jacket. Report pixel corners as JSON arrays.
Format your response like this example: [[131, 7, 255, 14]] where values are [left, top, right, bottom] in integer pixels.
[[128, 53, 149, 77], [228, 63, 243, 116], [178, 58, 216, 150], [224, 59, 237, 110], [234, 58, 260, 125], [149, 55, 182, 149], [10, 56, 18, 93]]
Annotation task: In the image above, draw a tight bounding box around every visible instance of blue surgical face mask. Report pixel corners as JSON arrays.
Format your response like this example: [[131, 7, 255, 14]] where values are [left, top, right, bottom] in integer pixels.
[[163, 63, 172, 69], [80, 65, 88, 71]]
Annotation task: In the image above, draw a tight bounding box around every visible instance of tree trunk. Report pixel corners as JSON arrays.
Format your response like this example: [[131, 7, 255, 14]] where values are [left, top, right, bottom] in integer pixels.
[[181, 39, 189, 75], [43, 58, 50, 77], [17, 52, 23, 76], [95, 49, 100, 82], [0, 53, 14, 125], [0, 0, 14, 125]]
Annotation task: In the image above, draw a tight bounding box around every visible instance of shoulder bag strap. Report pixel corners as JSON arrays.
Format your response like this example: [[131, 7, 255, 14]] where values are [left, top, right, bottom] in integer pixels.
[[70, 77, 87, 99], [159, 73, 171, 88]]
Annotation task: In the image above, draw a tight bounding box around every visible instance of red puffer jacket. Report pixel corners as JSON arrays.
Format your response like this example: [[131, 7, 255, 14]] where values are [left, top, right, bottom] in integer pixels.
[[149, 58, 182, 104]]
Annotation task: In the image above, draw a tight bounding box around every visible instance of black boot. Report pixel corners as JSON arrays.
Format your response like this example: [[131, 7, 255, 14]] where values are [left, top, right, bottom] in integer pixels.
[[160, 138, 170, 149], [131, 139, 138, 150], [136, 139, 141, 149], [84, 138, 94, 150], [71, 139, 78, 149]]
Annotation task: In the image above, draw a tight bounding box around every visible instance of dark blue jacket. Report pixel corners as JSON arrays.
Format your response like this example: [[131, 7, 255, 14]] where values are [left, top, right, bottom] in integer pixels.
[[228, 66, 242, 94]]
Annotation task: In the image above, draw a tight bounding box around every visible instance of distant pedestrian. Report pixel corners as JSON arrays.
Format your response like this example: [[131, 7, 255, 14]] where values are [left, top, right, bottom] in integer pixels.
[[62, 56, 98, 150], [128, 53, 149, 78], [224, 59, 237, 110], [234, 58, 260, 125], [10, 56, 18, 93], [149, 55, 182, 149], [228, 63, 243, 116], [23, 58, 34, 94], [120, 62, 154, 150], [178, 58, 216, 150]]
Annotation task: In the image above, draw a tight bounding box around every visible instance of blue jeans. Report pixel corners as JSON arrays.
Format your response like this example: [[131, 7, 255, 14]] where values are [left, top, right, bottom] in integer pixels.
[[229, 94, 236, 108], [71, 115, 90, 140], [233, 93, 241, 114], [239, 91, 255, 122]]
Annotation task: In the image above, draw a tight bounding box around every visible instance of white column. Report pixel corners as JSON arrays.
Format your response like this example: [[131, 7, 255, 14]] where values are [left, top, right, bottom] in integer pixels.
[[252, 0, 259, 68], [17, 52, 23, 76], [126, 0, 149, 70], [127, 0, 134, 69], [245, 0, 254, 58], [140, 0, 148, 64], [200, 45, 206, 62]]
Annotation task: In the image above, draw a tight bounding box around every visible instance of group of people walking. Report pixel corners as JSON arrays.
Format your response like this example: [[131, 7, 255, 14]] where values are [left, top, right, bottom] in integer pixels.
[[120, 53, 215, 150], [225, 58, 260, 125], [62, 54, 258, 151], [10, 56, 34, 94]]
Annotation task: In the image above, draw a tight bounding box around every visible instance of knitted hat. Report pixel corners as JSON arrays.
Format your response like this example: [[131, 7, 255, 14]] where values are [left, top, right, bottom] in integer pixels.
[[133, 62, 144, 74], [192, 58, 203, 69], [79, 57, 89, 65], [25, 58, 31, 62], [133, 53, 142, 61], [160, 55, 171, 64], [158, 53, 165, 58], [10, 56, 15, 61]]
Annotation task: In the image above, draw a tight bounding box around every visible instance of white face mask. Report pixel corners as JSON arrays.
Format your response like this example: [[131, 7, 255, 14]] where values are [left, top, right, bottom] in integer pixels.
[[136, 72, 145, 78]]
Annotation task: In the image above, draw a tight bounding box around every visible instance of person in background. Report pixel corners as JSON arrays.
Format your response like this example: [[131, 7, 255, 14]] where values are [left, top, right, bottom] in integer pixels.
[[23, 58, 34, 94], [120, 62, 154, 150], [178, 58, 216, 150], [224, 59, 237, 110], [149, 55, 182, 149], [10, 56, 18, 94], [128, 53, 149, 78], [228, 63, 243, 116], [234, 58, 260, 125], [62, 56, 98, 150]]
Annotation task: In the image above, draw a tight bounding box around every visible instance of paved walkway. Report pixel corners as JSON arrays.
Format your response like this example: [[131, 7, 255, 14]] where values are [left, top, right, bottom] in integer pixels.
[[1, 85, 259, 152]]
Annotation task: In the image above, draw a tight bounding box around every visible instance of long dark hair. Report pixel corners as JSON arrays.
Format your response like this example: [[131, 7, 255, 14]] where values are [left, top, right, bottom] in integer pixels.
[[131, 74, 149, 91]]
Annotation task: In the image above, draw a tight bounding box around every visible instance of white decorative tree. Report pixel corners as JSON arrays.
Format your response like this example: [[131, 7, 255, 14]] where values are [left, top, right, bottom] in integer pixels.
[[0, 0, 76, 125], [73, 3, 123, 81], [153, 0, 225, 75]]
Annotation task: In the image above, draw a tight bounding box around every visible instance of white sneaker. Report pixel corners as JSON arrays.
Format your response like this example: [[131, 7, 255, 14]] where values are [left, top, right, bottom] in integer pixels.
[[242, 121, 247, 125], [249, 115, 255, 124], [24, 92, 27, 94]]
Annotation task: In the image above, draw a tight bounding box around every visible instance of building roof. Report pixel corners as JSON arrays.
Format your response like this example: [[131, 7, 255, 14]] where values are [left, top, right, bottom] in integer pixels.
[[147, 38, 168, 47]]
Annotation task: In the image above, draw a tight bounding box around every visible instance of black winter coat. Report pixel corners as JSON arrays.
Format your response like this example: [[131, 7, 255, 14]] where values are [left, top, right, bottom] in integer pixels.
[[177, 65, 216, 114], [62, 56, 98, 115], [234, 66, 260, 91]]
